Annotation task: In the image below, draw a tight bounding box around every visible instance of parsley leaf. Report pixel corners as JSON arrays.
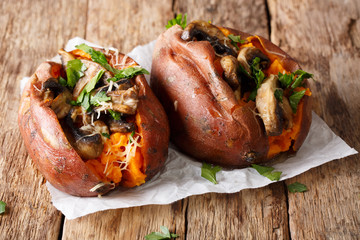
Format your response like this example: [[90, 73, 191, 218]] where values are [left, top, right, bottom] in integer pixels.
[[84, 69, 105, 93], [247, 57, 266, 100], [201, 163, 222, 184], [278, 72, 294, 89], [287, 182, 308, 193], [228, 34, 246, 50], [76, 43, 119, 74], [107, 66, 149, 82], [90, 91, 111, 106], [81, 92, 91, 111], [274, 89, 283, 103], [145, 226, 179, 240], [251, 164, 282, 181], [129, 130, 135, 144], [289, 89, 306, 113], [108, 109, 122, 120], [75, 69, 105, 111], [102, 133, 110, 139], [278, 70, 313, 89], [291, 70, 313, 89], [0, 201, 6, 214], [66, 59, 87, 88], [58, 76, 67, 87], [166, 13, 187, 29]]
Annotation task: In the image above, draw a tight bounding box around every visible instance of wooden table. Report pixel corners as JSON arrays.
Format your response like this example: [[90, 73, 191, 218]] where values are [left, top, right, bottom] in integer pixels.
[[1, 0, 359, 239]]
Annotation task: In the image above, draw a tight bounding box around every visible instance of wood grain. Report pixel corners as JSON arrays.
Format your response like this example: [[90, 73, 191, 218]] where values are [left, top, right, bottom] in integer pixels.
[[0, 0, 87, 239], [63, 200, 187, 239], [268, 0, 360, 238], [186, 186, 289, 240], [85, 0, 174, 53], [1, 0, 359, 239]]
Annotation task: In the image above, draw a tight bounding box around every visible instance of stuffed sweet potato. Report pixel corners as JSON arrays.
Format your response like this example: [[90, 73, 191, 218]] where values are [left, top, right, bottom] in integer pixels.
[[151, 20, 312, 168], [19, 45, 169, 196]]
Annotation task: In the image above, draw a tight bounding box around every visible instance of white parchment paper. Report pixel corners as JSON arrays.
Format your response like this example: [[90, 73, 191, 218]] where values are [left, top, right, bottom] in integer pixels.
[[20, 37, 358, 219]]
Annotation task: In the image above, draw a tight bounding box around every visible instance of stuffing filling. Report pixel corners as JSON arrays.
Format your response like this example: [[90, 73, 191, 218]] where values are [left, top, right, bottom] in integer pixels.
[[39, 45, 149, 187]]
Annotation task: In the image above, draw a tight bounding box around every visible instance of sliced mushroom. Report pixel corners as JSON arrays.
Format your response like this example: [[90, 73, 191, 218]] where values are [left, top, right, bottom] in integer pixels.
[[256, 74, 283, 136], [42, 79, 72, 119], [97, 79, 133, 93], [107, 86, 139, 115], [64, 109, 105, 160], [181, 20, 237, 57], [108, 119, 135, 133], [279, 97, 293, 129], [220, 55, 241, 90], [237, 47, 270, 74], [58, 49, 75, 71], [50, 90, 73, 119]]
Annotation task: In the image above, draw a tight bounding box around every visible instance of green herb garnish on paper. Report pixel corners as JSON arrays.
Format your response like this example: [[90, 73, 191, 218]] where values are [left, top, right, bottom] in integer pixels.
[[251, 164, 282, 181], [201, 163, 222, 184]]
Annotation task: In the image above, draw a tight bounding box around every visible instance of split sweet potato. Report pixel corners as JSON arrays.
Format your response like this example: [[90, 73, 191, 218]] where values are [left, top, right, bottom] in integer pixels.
[[19, 47, 169, 196], [151, 21, 311, 168]]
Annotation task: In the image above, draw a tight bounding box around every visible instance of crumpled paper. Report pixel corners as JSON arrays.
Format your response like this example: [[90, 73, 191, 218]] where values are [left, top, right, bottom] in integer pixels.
[[20, 37, 358, 219]]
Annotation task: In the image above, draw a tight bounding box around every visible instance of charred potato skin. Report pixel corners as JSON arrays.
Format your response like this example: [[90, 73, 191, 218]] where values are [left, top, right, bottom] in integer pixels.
[[18, 52, 169, 196], [151, 25, 311, 168]]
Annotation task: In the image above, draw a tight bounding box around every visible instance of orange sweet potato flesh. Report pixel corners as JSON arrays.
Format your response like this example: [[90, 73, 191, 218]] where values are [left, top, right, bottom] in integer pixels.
[[151, 25, 311, 168], [18, 52, 169, 196]]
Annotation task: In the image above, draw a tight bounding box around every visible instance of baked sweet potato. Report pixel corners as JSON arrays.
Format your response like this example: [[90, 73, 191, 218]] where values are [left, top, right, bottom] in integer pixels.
[[151, 21, 312, 168], [19, 45, 169, 196]]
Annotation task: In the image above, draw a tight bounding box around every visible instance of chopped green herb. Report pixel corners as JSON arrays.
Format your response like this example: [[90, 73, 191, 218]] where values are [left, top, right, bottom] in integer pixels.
[[145, 226, 179, 240], [128, 131, 135, 144], [251, 57, 265, 89], [278, 70, 313, 89], [201, 163, 222, 184], [291, 70, 313, 89], [84, 69, 105, 93], [58, 76, 67, 87], [73, 69, 106, 111], [0, 201, 6, 214], [76, 43, 119, 74], [107, 66, 149, 82], [287, 182, 308, 193], [274, 89, 283, 103], [248, 89, 257, 101], [108, 109, 122, 120], [251, 164, 282, 181], [166, 13, 187, 29], [80, 92, 91, 112], [101, 133, 110, 139], [228, 34, 246, 50], [278, 72, 294, 88], [289, 89, 306, 113], [247, 57, 266, 100], [90, 91, 111, 106], [66, 59, 87, 88]]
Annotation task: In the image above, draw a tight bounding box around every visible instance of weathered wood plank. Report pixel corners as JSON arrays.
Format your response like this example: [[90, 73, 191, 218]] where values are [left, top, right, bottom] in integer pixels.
[[85, 0, 174, 53], [174, 0, 269, 38], [268, 0, 360, 238], [0, 0, 88, 239], [63, 200, 187, 239], [186, 185, 289, 240]]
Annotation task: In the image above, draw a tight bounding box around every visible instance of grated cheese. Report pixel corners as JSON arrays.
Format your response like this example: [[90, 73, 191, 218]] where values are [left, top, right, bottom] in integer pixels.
[[89, 182, 105, 192], [102, 132, 142, 178]]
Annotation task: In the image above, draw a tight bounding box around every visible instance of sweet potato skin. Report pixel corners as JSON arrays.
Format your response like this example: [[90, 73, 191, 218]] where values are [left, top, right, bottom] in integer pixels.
[[18, 53, 169, 196], [151, 25, 311, 168]]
